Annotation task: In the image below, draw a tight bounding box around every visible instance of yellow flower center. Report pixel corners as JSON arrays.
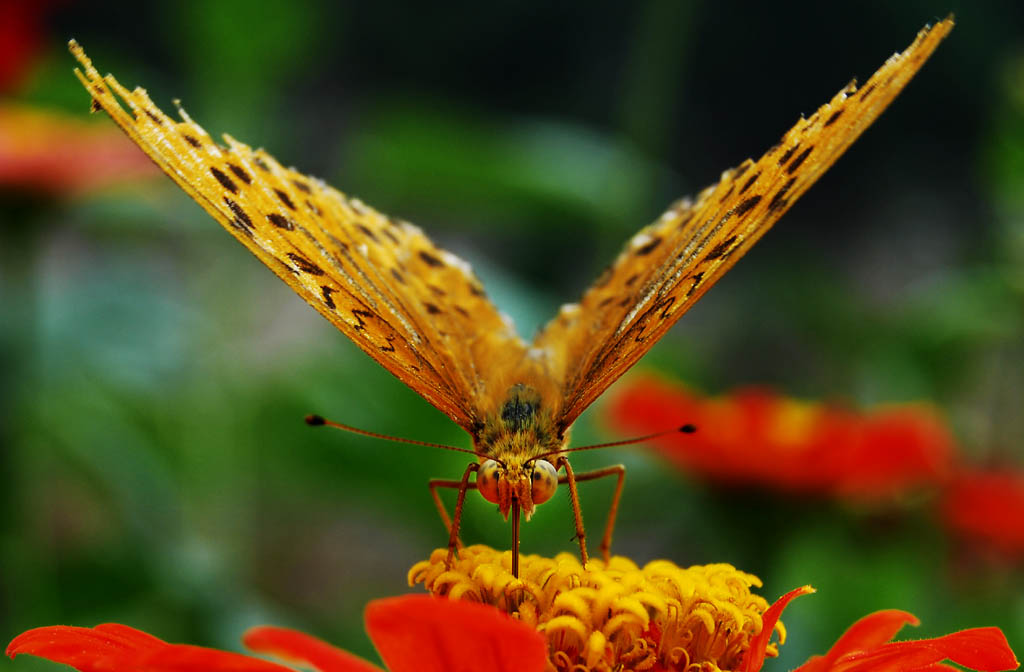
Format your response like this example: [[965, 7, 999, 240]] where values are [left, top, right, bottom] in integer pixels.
[[409, 545, 785, 672]]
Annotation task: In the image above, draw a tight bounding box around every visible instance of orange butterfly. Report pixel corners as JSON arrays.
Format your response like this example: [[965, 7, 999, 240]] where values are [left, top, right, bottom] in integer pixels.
[[71, 18, 951, 576]]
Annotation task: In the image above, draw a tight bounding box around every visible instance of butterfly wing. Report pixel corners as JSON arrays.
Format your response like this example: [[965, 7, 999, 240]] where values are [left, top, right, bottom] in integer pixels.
[[535, 18, 953, 432], [71, 42, 529, 433]]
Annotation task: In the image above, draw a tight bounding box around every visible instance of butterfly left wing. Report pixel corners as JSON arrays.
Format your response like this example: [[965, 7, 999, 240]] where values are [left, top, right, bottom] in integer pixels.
[[70, 42, 530, 433], [534, 18, 953, 432]]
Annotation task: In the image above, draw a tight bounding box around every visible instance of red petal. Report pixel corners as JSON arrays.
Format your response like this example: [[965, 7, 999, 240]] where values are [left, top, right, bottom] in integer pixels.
[[845, 627, 1018, 672], [798, 610, 919, 672], [365, 595, 547, 672], [7, 624, 297, 672], [7, 624, 166, 672], [244, 626, 383, 672], [130, 644, 299, 672], [804, 625, 1018, 672], [738, 585, 815, 672]]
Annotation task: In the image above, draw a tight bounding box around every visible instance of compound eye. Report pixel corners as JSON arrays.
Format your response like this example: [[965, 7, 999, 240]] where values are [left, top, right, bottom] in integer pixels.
[[530, 460, 558, 505], [477, 459, 501, 503]]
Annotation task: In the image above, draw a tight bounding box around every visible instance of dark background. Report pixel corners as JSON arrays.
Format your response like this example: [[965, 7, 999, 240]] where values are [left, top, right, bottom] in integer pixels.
[[2, 0, 1022, 668]]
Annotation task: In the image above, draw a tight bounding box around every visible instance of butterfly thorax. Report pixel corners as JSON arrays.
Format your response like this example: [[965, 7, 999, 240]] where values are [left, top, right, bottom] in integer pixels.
[[474, 384, 567, 520]]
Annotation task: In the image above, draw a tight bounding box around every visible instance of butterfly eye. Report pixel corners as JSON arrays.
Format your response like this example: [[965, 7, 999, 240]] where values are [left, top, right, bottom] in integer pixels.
[[530, 460, 558, 505], [477, 459, 502, 504]]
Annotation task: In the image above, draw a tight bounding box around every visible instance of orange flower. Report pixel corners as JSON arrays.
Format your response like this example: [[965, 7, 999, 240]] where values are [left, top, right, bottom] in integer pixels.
[[609, 375, 955, 500], [7, 549, 1019, 672], [940, 467, 1024, 558], [0, 103, 158, 195]]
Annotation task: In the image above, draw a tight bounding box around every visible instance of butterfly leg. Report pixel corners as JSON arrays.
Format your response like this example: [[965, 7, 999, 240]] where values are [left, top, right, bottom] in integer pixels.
[[428, 462, 480, 568], [555, 457, 589, 567], [559, 464, 626, 563]]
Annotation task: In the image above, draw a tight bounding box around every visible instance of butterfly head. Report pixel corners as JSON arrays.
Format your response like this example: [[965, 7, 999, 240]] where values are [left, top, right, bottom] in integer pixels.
[[476, 456, 558, 519]]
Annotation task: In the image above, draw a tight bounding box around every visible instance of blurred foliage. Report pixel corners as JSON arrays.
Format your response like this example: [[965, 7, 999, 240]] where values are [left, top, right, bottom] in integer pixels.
[[1, 0, 1023, 668]]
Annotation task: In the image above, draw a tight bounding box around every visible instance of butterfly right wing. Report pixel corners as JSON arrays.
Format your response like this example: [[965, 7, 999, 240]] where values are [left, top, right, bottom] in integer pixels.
[[71, 42, 529, 432], [534, 18, 954, 432]]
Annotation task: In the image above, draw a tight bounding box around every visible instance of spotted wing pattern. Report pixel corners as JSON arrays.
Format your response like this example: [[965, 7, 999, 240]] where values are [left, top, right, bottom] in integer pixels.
[[536, 18, 953, 431], [70, 42, 529, 432]]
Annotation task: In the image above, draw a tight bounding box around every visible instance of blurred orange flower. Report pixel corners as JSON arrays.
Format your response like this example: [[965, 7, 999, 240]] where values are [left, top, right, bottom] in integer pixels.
[[609, 375, 955, 500], [940, 467, 1024, 559], [0, 103, 158, 195]]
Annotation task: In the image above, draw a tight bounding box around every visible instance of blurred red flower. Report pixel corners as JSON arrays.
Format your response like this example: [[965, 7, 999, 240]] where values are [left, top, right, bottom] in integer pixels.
[[0, 103, 158, 195], [9, 590, 1016, 672], [0, 0, 56, 93], [940, 467, 1024, 559], [609, 375, 955, 500]]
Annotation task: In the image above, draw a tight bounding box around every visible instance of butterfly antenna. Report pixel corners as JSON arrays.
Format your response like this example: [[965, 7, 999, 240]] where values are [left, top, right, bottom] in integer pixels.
[[305, 414, 482, 457], [535, 424, 696, 462]]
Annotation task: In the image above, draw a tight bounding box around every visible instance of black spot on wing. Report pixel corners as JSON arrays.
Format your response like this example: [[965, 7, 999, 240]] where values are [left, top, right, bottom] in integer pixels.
[[287, 252, 325, 276], [350, 308, 373, 331], [423, 302, 442, 315], [778, 144, 799, 167], [321, 285, 336, 309], [785, 146, 813, 175], [706, 234, 738, 261], [183, 133, 201, 148], [685, 271, 705, 298], [739, 172, 760, 195], [357, 224, 379, 243], [658, 295, 675, 319], [824, 109, 844, 127], [767, 177, 797, 214], [418, 250, 444, 267], [228, 163, 252, 184], [274, 188, 296, 210], [735, 195, 762, 217], [267, 213, 293, 230], [210, 167, 238, 194], [223, 197, 253, 236], [292, 179, 312, 194]]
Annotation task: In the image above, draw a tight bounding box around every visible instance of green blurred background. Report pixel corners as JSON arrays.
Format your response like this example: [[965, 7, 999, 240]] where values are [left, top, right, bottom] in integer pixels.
[[2, 0, 1023, 668]]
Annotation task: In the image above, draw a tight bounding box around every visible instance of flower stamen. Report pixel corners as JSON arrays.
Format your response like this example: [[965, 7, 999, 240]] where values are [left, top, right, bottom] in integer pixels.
[[409, 546, 785, 672]]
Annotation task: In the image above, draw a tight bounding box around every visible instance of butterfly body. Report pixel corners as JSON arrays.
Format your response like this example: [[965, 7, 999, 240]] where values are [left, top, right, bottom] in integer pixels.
[[69, 18, 953, 572], [474, 383, 566, 519]]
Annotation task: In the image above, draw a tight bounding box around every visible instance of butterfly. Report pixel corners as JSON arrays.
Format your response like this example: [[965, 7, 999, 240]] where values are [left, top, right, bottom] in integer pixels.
[[71, 17, 952, 576]]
